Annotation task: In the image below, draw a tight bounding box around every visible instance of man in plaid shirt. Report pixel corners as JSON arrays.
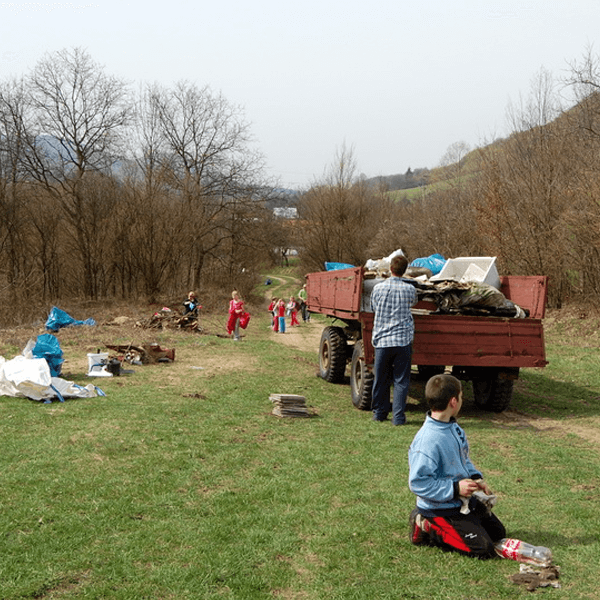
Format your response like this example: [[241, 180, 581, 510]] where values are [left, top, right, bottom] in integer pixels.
[[370, 254, 417, 424]]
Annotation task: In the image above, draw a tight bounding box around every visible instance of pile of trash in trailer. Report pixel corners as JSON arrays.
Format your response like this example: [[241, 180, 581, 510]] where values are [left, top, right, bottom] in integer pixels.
[[357, 250, 529, 318]]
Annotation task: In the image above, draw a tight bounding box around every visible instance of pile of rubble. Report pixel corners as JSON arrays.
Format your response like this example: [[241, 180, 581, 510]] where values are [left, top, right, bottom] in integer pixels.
[[105, 343, 175, 365]]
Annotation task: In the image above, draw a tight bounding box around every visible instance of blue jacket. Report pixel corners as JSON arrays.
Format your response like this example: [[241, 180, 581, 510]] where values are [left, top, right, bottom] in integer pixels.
[[408, 413, 482, 516]]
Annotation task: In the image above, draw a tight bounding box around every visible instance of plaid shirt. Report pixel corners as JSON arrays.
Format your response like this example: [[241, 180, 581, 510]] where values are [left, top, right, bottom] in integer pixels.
[[370, 276, 417, 348]]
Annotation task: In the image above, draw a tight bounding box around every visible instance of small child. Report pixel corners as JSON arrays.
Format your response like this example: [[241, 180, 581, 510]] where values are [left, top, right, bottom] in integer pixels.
[[227, 290, 244, 341], [277, 298, 286, 333], [288, 296, 299, 327], [182, 291, 200, 317], [408, 374, 506, 558], [268, 297, 279, 332]]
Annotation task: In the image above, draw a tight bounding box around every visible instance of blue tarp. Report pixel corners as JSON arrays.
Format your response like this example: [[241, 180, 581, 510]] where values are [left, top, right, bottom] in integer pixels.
[[409, 253, 446, 275], [45, 306, 96, 332], [32, 333, 64, 377], [325, 262, 355, 271]]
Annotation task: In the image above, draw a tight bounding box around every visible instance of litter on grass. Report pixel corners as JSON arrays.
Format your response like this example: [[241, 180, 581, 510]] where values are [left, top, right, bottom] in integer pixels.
[[45, 306, 96, 332], [0, 354, 103, 402], [509, 564, 561, 591], [270, 394, 312, 418]]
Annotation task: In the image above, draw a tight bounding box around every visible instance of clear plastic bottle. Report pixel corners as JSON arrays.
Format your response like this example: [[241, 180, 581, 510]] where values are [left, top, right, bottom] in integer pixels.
[[494, 538, 553, 567]]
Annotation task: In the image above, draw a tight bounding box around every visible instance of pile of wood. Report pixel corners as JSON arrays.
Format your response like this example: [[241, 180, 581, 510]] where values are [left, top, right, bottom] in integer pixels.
[[105, 343, 175, 364], [270, 393, 311, 418], [135, 308, 202, 332]]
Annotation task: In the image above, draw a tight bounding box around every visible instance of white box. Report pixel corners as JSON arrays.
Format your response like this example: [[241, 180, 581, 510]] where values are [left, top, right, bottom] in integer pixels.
[[87, 352, 113, 377], [431, 257, 501, 289]]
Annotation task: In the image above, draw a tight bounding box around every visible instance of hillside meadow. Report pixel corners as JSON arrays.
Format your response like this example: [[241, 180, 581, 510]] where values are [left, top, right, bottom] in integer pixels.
[[0, 270, 599, 599]]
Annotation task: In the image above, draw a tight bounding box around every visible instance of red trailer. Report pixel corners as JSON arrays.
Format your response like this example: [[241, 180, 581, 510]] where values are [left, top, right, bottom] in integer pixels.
[[306, 266, 548, 412]]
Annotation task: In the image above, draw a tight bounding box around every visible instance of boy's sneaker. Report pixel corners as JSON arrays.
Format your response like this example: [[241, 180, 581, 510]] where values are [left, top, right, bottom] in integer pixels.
[[408, 508, 429, 545]]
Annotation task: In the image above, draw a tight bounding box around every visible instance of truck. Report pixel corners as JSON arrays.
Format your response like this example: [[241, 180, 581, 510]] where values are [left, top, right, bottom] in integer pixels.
[[305, 266, 548, 412]]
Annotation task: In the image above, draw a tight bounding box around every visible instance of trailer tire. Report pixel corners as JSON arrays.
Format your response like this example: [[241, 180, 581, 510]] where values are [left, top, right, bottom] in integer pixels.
[[350, 340, 374, 410], [319, 326, 347, 383], [472, 378, 513, 412]]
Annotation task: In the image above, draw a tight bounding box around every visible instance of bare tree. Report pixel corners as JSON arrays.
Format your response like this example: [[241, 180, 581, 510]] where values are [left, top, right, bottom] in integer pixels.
[[19, 48, 133, 298], [148, 81, 268, 290], [298, 145, 395, 271], [0, 78, 33, 298], [474, 68, 574, 305]]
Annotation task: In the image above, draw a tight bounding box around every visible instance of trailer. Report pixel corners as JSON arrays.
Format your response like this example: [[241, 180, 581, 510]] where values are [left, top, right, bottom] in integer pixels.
[[306, 266, 548, 412]]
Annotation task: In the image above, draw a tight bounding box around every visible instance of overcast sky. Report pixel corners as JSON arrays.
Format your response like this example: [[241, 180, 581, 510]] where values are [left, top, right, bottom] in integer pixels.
[[1, 1, 598, 189]]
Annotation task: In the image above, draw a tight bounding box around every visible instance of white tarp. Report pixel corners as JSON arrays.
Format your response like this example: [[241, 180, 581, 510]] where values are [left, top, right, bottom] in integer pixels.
[[0, 354, 103, 402]]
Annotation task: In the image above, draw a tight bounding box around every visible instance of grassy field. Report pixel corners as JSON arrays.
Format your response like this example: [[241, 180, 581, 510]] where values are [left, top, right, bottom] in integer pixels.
[[1, 270, 599, 599]]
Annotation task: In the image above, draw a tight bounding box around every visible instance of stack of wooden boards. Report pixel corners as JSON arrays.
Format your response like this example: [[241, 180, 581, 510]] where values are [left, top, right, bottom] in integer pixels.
[[270, 393, 311, 418]]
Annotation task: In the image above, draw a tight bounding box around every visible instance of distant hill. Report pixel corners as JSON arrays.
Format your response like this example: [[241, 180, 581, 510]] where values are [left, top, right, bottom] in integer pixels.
[[364, 167, 430, 191]]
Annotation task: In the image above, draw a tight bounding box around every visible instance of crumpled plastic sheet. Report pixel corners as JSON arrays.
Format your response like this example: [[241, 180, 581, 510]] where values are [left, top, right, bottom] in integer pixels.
[[45, 306, 96, 332], [0, 354, 104, 403]]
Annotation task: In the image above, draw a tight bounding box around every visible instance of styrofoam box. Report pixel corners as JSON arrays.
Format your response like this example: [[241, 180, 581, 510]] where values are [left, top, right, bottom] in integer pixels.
[[431, 257, 501, 289]]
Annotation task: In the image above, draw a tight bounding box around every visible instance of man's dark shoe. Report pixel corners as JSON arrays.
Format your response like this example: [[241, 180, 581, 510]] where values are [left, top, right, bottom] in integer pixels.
[[372, 416, 388, 422]]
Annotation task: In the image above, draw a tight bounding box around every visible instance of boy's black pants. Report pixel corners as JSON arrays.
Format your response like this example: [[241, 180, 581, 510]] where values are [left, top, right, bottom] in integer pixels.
[[422, 498, 507, 559]]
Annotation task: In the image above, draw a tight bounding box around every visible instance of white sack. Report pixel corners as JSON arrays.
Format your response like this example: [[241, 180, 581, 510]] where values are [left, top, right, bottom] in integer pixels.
[[0, 355, 102, 401]]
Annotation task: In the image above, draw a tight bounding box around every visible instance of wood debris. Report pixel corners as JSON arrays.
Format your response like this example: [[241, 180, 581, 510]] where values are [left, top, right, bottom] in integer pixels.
[[105, 343, 175, 364], [270, 394, 311, 418], [135, 307, 203, 332], [509, 564, 561, 591]]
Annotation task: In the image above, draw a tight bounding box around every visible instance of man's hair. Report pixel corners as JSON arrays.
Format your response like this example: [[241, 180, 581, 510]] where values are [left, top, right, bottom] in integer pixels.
[[425, 374, 462, 411], [390, 254, 408, 277]]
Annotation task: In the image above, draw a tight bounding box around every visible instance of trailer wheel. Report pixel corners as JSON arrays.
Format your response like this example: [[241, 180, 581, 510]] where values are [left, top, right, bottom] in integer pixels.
[[350, 340, 374, 410], [472, 378, 513, 412], [319, 326, 347, 383]]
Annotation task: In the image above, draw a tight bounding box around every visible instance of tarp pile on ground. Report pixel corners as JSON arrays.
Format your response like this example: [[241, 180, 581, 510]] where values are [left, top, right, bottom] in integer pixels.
[[0, 335, 104, 402], [45, 306, 96, 332]]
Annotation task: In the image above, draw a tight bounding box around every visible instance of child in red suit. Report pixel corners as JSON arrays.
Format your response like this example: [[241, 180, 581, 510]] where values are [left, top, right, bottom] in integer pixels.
[[268, 297, 279, 332], [227, 290, 244, 340], [288, 296, 300, 327]]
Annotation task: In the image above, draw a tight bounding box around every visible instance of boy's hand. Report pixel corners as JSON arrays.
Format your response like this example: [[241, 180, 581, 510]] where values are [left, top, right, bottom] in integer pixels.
[[476, 480, 492, 495], [458, 479, 482, 497]]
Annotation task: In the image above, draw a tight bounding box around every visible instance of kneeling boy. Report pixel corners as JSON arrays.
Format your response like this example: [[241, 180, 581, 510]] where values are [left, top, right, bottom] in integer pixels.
[[408, 374, 506, 558]]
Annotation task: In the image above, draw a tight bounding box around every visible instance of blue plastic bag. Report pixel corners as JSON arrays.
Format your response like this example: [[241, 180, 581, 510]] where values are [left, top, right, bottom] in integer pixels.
[[45, 306, 96, 332], [409, 254, 446, 276], [32, 333, 64, 377]]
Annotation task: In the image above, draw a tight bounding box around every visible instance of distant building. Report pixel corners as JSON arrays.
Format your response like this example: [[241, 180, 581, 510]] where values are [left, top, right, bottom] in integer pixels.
[[273, 207, 298, 219]]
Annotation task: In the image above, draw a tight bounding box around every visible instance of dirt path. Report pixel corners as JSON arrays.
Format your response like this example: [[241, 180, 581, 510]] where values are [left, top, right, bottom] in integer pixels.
[[269, 320, 323, 351], [489, 409, 600, 449], [263, 274, 324, 352]]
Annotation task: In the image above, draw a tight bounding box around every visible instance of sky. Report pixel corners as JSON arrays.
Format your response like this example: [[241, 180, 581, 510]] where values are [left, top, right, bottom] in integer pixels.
[[1, 1, 598, 190]]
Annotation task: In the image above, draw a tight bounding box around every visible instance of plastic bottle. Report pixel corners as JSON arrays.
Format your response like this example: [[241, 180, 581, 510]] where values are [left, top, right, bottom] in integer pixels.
[[494, 538, 553, 567]]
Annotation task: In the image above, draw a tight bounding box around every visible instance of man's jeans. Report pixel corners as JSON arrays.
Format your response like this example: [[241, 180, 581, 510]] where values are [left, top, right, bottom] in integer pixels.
[[372, 344, 412, 424]]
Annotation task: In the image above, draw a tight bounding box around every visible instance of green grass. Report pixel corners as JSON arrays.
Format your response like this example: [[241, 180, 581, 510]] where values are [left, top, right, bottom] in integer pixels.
[[0, 289, 599, 598]]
